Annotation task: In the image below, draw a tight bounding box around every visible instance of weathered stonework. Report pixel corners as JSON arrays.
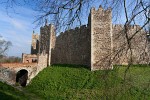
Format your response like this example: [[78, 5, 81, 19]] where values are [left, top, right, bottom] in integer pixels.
[[51, 25, 91, 66], [112, 25, 149, 65], [90, 6, 112, 70], [0, 63, 37, 86], [37, 53, 48, 72], [39, 24, 56, 66], [0, 53, 48, 86], [0, 5, 149, 87], [39, 6, 149, 70], [31, 32, 39, 54], [22, 31, 39, 64], [22, 53, 38, 63]]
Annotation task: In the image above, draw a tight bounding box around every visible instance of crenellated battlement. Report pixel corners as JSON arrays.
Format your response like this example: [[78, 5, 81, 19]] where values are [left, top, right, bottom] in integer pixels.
[[40, 24, 53, 30], [2, 5, 149, 88], [112, 24, 124, 28], [38, 5, 149, 71], [128, 25, 141, 30], [112, 24, 143, 32], [57, 25, 88, 38], [91, 5, 112, 16]]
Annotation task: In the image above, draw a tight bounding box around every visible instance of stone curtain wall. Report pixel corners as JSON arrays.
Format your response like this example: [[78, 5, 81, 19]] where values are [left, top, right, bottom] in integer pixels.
[[127, 26, 149, 64], [37, 53, 48, 72], [0, 67, 16, 85], [51, 25, 91, 66], [90, 6, 112, 70], [112, 25, 150, 65], [112, 25, 127, 64], [1, 6, 149, 88], [39, 6, 149, 70]]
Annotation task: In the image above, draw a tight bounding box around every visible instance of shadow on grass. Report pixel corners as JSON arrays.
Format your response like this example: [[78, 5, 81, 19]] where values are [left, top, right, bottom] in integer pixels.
[[114, 64, 150, 67], [0, 91, 17, 100], [51, 64, 90, 70]]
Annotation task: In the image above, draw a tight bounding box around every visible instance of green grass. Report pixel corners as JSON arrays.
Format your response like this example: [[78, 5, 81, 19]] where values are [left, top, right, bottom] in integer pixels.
[[0, 81, 28, 100], [0, 64, 150, 100]]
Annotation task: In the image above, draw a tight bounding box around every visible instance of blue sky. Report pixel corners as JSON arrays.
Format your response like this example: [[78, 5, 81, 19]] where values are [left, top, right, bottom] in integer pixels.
[[0, 0, 147, 57], [0, 1, 126, 57], [0, 4, 40, 57]]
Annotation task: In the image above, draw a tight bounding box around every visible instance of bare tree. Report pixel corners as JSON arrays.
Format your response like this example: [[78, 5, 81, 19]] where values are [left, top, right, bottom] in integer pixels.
[[1, 0, 149, 66], [0, 35, 12, 56], [0, 0, 150, 99], [1, 0, 149, 72], [1, 0, 149, 30]]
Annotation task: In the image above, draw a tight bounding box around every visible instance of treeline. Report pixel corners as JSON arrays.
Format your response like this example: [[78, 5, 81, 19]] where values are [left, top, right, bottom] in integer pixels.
[[0, 55, 21, 63]]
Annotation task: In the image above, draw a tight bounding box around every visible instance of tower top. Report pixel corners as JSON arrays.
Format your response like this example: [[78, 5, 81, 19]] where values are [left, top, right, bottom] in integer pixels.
[[99, 5, 103, 9], [33, 30, 35, 34], [45, 19, 48, 26]]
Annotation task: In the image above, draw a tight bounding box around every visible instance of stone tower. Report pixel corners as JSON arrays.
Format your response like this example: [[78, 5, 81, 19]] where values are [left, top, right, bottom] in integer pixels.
[[39, 21, 56, 66], [90, 6, 112, 70], [31, 31, 39, 54]]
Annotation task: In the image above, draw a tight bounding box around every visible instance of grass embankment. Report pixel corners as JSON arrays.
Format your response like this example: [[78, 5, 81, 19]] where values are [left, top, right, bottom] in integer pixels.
[[0, 82, 28, 100], [0, 64, 150, 100]]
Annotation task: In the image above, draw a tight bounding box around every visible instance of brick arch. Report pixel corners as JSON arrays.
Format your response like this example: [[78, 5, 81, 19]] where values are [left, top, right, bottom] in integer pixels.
[[16, 69, 28, 87]]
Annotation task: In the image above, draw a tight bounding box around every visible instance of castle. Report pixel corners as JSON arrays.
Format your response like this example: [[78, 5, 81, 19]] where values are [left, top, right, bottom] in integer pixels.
[[0, 6, 149, 87], [23, 6, 150, 70]]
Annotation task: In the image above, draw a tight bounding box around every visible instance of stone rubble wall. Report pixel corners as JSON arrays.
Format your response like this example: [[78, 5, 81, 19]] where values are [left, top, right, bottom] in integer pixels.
[[0, 63, 37, 85], [32, 6, 149, 71], [22, 54, 38, 63], [50, 6, 149, 70], [31, 33, 39, 54], [39, 24, 55, 66], [0, 6, 150, 87], [14, 66, 37, 85], [39, 25, 51, 55], [0, 67, 16, 85], [0, 53, 48, 86], [90, 6, 112, 70], [112, 25, 127, 64], [37, 53, 48, 73], [112, 25, 150, 65], [51, 25, 91, 66]]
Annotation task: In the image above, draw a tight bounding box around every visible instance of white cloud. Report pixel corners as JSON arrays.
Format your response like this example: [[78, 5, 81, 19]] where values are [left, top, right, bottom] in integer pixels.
[[10, 19, 25, 30], [27, 40, 32, 45], [0, 6, 40, 57]]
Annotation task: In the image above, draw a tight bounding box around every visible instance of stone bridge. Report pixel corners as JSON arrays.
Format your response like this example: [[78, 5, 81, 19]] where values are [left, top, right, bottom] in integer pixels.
[[0, 63, 38, 86], [0, 53, 48, 87]]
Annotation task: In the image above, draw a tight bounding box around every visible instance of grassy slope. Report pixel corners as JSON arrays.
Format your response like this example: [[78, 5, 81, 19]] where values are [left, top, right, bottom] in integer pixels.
[[0, 65, 150, 100], [0, 81, 42, 100], [0, 82, 28, 100]]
